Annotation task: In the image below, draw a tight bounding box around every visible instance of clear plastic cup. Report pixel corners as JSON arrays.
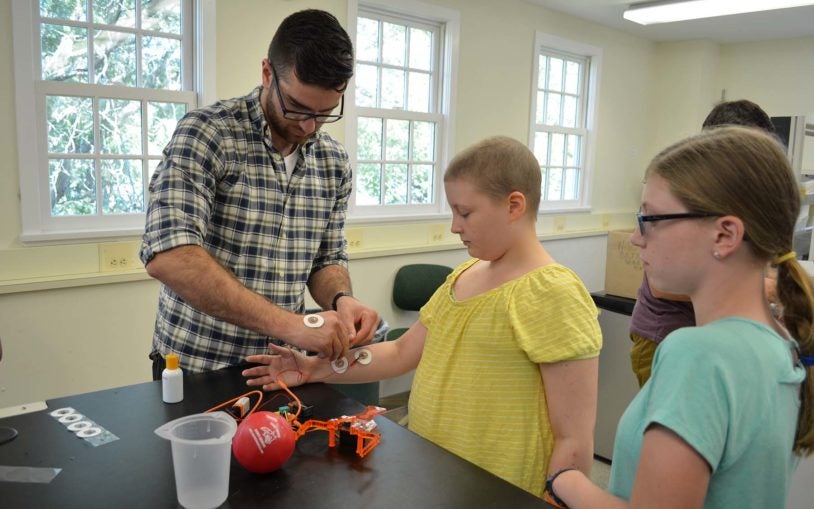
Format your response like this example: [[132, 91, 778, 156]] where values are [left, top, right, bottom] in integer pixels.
[[155, 412, 237, 509]]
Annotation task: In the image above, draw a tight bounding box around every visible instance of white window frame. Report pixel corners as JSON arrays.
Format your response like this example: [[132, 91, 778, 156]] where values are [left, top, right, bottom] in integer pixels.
[[12, 0, 216, 242], [529, 32, 602, 213], [345, 0, 459, 222]]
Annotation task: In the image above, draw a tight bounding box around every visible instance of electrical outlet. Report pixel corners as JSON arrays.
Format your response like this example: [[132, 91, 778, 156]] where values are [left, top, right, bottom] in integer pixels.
[[554, 216, 566, 232], [99, 242, 140, 272], [346, 229, 364, 250], [428, 224, 446, 243]]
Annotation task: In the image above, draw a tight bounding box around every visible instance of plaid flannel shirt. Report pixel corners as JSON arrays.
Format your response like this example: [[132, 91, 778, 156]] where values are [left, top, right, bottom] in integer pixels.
[[140, 86, 351, 373]]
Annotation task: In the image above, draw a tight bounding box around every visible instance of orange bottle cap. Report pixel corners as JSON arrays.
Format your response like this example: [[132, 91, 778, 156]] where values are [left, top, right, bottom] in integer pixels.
[[165, 353, 179, 370]]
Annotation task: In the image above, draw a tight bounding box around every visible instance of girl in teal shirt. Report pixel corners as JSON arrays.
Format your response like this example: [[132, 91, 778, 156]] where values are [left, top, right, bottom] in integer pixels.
[[547, 127, 814, 509]]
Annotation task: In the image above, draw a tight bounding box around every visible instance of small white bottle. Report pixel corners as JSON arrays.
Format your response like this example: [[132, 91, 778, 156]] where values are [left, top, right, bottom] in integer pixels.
[[162, 353, 184, 403]]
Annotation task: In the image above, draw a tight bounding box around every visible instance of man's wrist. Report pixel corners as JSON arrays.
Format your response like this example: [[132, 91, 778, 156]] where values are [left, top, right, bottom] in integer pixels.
[[331, 291, 353, 311]]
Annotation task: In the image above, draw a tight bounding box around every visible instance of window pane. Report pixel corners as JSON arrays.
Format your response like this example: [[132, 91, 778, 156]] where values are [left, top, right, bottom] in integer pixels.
[[357, 163, 382, 205], [99, 98, 142, 154], [548, 57, 563, 92], [93, 29, 136, 86], [142, 0, 181, 34], [563, 168, 579, 200], [41, 0, 87, 21], [93, 0, 136, 27], [356, 17, 379, 62], [355, 64, 378, 107], [381, 68, 405, 109], [566, 135, 580, 167], [533, 132, 548, 165], [564, 60, 580, 95], [409, 28, 432, 71], [148, 101, 186, 155], [550, 133, 565, 166], [541, 167, 547, 197], [410, 164, 433, 204], [381, 22, 406, 66], [546, 167, 563, 200], [386, 119, 409, 161], [545, 93, 562, 125], [536, 91, 546, 125], [407, 71, 430, 112], [49, 158, 96, 215], [46, 95, 94, 153], [384, 163, 408, 204], [143, 36, 182, 90], [41, 24, 89, 83], [412, 121, 435, 161], [357, 117, 383, 160], [101, 159, 143, 213], [562, 95, 577, 128], [537, 55, 547, 88]]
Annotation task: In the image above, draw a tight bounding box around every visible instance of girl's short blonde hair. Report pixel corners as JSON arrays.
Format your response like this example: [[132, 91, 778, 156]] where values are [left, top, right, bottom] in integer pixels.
[[444, 136, 541, 218]]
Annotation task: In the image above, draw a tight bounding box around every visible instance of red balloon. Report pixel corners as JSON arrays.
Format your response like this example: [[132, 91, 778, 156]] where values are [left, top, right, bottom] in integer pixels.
[[232, 411, 296, 473]]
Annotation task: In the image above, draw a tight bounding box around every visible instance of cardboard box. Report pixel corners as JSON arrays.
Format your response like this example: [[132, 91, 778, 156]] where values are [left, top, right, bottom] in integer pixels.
[[604, 230, 643, 300]]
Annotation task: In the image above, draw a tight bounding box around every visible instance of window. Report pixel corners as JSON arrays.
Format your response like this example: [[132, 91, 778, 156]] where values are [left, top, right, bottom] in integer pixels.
[[12, 0, 213, 241], [347, 0, 459, 220], [530, 33, 601, 212]]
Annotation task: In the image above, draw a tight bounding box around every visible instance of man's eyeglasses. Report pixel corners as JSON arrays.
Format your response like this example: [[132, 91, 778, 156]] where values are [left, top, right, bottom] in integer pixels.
[[270, 64, 344, 123], [636, 212, 718, 236]]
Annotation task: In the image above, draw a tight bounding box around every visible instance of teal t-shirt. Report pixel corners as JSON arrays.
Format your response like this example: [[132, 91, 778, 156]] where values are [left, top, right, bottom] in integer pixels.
[[608, 318, 805, 508]]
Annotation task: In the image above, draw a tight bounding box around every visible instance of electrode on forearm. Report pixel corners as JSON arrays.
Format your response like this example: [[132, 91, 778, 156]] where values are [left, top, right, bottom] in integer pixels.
[[330, 348, 372, 373]]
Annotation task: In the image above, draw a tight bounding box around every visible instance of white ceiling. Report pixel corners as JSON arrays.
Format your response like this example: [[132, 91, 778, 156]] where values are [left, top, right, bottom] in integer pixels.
[[526, 0, 814, 43]]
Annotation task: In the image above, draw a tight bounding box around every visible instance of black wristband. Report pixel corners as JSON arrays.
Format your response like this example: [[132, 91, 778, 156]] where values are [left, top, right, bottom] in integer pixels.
[[331, 291, 353, 311], [545, 467, 577, 509]]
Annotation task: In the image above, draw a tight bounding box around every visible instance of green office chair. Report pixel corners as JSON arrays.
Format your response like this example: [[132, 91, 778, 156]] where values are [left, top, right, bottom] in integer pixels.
[[385, 263, 453, 341]]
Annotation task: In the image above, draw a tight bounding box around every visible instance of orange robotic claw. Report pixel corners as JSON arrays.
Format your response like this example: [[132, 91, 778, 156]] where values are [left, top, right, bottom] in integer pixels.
[[274, 373, 386, 458], [295, 404, 386, 458]]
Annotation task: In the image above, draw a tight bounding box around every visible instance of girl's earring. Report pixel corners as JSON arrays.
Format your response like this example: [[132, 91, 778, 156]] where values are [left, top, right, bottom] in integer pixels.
[[713, 251, 721, 259]]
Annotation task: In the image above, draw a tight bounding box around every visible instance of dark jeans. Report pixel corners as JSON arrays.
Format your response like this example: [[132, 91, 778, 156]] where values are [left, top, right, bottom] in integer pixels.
[[149, 350, 165, 381]]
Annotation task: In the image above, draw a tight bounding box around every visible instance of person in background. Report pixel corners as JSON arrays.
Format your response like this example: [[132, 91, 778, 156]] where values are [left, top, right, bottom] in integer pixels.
[[140, 9, 379, 378], [628, 99, 777, 386], [546, 126, 814, 508], [242, 136, 603, 499]]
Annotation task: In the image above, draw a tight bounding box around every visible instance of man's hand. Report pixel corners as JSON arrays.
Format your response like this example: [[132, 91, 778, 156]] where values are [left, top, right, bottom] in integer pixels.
[[335, 297, 380, 346], [285, 311, 353, 361]]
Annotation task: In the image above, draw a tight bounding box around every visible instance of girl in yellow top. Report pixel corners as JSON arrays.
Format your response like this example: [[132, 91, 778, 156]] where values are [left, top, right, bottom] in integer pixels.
[[242, 136, 602, 497]]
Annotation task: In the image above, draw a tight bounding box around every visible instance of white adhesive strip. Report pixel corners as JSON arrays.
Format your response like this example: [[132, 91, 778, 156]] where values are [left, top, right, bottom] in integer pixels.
[[48, 406, 119, 446], [0, 466, 62, 484]]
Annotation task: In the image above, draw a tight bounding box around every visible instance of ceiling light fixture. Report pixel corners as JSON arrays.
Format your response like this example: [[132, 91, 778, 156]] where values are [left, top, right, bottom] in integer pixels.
[[623, 0, 814, 25]]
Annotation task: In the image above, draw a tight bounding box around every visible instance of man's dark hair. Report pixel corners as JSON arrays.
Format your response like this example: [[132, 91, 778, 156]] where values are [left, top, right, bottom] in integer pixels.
[[268, 9, 354, 91], [702, 99, 775, 133]]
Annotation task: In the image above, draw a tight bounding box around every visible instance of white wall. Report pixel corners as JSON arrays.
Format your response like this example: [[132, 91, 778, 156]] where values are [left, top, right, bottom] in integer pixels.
[[717, 37, 814, 117], [789, 457, 814, 509]]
